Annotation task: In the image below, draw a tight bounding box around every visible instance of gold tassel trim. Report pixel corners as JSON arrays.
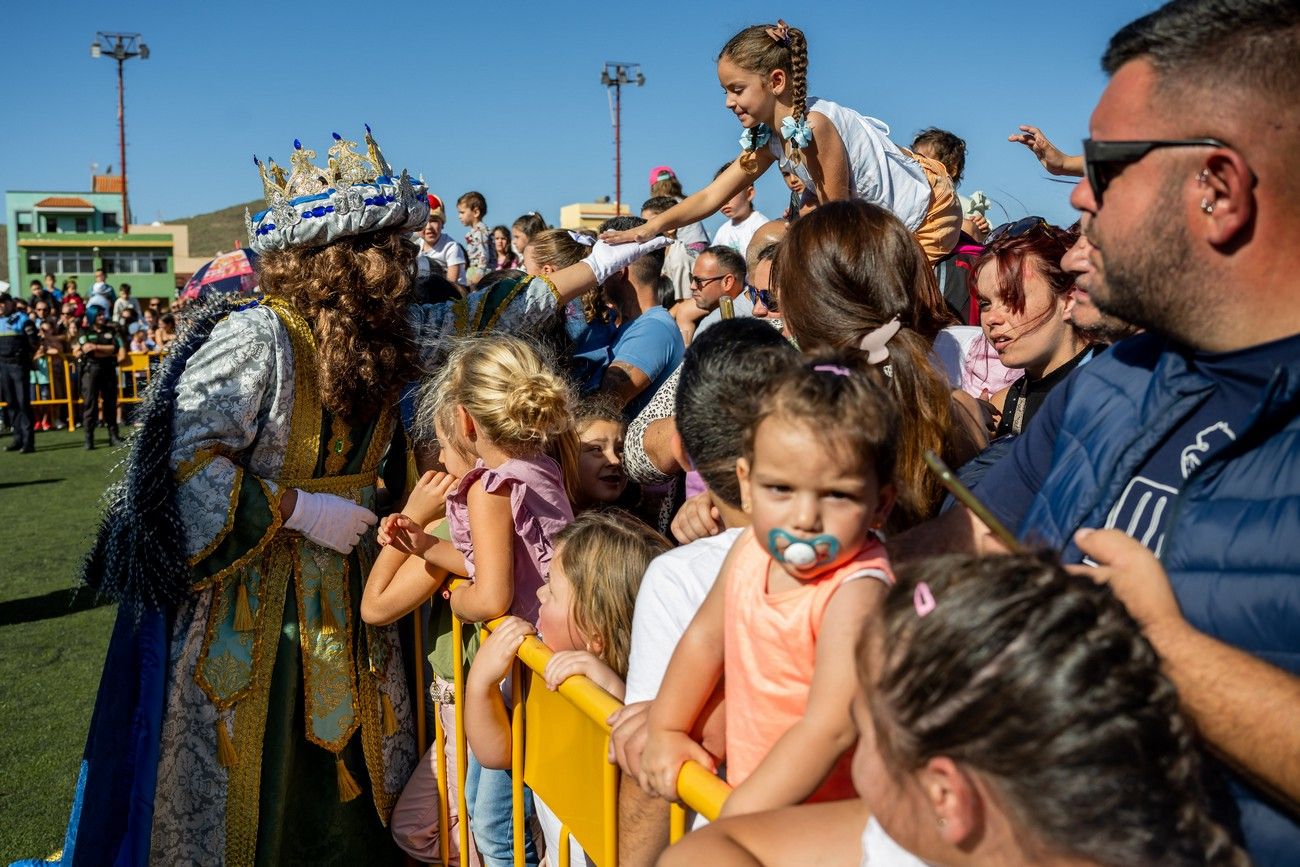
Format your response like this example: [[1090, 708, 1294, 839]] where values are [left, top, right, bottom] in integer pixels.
[[234, 580, 255, 632], [320, 589, 341, 635], [335, 754, 363, 802], [381, 692, 399, 737], [216, 719, 238, 768]]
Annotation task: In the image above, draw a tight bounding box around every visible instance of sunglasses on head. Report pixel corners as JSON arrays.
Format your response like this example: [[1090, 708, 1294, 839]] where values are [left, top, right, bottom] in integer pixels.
[[1082, 138, 1230, 204], [985, 216, 1049, 245]]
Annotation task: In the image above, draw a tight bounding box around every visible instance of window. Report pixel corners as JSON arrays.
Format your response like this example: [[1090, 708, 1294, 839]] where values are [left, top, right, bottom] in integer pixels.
[[27, 249, 96, 274], [102, 249, 169, 274], [75, 217, 89, 233], [16, 211, 32, 232], [44, 216, 58, 233], [102, 212, 119, 230]]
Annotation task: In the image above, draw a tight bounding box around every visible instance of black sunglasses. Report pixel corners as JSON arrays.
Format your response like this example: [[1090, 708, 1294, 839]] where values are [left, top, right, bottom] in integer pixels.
[[744, 283, 778, 312], [985, 216, 1050, 246], [1082, 138, 1228, 203]]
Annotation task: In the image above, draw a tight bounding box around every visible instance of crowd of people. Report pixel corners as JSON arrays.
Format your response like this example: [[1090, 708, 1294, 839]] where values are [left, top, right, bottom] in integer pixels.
[[0, 270, 178, 451], [15, 1, 1299, 866]]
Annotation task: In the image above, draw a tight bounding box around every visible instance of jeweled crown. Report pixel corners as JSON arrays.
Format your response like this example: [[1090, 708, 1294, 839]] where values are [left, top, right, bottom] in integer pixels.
[[246, 125, 428, 254]]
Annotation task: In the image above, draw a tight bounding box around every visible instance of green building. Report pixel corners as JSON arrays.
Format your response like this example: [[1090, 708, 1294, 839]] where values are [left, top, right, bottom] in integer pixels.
[[5, 175, 176, 299]]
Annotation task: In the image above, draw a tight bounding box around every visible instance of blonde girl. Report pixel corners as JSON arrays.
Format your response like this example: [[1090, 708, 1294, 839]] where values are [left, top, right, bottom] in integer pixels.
[[604, 20, 962, 263], [640, 353, 899, 817], [465, 509, 672, 865], [376, 333, 577, 867]]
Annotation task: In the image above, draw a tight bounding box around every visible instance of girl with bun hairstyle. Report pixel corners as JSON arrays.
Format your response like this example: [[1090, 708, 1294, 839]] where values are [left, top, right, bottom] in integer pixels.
[[378, 333, 579, 866]]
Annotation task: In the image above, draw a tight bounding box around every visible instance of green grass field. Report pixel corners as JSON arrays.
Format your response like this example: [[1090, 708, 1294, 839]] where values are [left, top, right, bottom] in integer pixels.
[[0, 427, 123, 863]]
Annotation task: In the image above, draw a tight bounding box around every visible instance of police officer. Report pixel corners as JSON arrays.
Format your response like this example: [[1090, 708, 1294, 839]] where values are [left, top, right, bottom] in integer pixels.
[[78, 305, 124, 449], [0, 292, 39, 453]]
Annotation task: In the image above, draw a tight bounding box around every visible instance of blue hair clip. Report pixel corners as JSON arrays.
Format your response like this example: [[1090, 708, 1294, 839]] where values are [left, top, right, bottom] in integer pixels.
[[740, 124, 773, 152], [780, 115, 814, 149]]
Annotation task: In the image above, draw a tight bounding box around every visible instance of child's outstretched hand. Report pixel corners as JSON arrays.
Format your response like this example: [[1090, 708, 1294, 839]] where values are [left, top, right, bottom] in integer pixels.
[[404, 470, 458, 526], [469, 617, 537, 689], [1069, 528, 1185, 639], [544, 650, 624, 699], [378, 513, 435, 555], [638, 727, 716, 802]]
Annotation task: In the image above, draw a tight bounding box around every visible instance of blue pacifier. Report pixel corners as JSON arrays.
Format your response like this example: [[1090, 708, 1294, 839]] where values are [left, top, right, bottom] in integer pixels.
[[767, 529, 840, 570]]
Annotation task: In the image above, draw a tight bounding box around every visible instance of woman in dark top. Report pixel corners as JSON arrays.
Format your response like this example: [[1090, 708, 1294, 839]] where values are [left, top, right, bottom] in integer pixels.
[[973, 222, 1091, 436]]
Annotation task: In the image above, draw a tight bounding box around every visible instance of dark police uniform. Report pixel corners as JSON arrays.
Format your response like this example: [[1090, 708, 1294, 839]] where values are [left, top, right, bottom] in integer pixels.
[[1, 306, 39, 452], [78, 320, 124, 448]]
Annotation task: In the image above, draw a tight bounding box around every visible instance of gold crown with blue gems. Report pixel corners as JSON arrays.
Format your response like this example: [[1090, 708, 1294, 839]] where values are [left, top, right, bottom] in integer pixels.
[[245, 125, 428, 254]]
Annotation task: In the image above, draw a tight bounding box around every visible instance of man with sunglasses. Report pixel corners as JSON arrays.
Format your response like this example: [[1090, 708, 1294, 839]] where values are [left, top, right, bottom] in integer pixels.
[[675, 245, 750, 345], [897, 1, 1300, 863]]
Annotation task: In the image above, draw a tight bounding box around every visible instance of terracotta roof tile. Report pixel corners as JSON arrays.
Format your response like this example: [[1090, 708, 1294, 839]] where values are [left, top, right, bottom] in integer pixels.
[[35, 196, 94, 209]]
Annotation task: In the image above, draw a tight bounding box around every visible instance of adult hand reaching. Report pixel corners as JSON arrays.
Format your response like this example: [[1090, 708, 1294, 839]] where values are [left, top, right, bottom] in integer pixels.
[[1008, 124, 1085, 178], [582, 237, 673, 285], [284, 489, 378, 554]]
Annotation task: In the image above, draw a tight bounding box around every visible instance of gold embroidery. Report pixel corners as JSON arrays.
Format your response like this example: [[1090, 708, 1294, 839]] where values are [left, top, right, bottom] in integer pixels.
[[531, 273, 561, 305], [296, 545, 361, 753], [264, 298, 322, 482], [186, 468, 244, 568], [174, 446, 219, 484], [204, 650, 246, 697], [189, 479, 284, 592], [324, 414, 352, 476], [225, 537, 294, 867], [281, 470, 377, 497], [482, 277, 534, 332]]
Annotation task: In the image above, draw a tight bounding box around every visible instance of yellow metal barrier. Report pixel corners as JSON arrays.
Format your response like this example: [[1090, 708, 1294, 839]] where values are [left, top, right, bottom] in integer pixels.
[[0, 351, 164, 430], [414, 580, 731, 866]]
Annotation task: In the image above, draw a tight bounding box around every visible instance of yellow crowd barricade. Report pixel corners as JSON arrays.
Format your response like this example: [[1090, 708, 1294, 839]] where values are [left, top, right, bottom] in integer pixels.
[[0, 351, 164, 430], [415, 579, 732, 866]]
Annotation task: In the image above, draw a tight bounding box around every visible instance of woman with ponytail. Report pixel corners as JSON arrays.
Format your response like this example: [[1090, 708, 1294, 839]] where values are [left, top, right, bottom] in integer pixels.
[[777, 200, 986, 530], [604, 19, 963, 263], [663, 552, 1250, 867]]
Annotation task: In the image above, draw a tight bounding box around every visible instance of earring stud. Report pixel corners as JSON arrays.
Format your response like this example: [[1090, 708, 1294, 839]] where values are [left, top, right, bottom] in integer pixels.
[[1201, 199, 1216, 214]]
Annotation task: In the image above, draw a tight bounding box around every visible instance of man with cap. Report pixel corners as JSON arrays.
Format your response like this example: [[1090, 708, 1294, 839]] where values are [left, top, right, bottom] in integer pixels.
[[648, 165, 711, 253], [77, 304, 124, 448], [0, 291, 39, 453]]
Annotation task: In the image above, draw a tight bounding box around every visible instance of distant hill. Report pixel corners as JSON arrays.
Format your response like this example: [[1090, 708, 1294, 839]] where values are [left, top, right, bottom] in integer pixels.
[[171, 199, 262, 258]]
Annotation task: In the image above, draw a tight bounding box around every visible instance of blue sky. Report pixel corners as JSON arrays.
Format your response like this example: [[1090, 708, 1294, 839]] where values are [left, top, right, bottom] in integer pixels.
[[0, 0, 1158, 242]]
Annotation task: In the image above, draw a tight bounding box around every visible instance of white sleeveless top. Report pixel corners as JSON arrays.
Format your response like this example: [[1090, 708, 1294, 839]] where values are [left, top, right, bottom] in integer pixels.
[[769, 97, 931, 232], [860, 816, 932, 867]]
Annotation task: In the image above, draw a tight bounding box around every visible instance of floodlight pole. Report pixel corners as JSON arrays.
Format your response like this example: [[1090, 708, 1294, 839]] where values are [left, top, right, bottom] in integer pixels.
[[92, 32, 148, 234], [602, 62, 644, 215]]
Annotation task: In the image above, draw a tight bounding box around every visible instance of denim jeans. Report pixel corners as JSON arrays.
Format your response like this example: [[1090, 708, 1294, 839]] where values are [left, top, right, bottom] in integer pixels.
[[464, 752, 539, 867]]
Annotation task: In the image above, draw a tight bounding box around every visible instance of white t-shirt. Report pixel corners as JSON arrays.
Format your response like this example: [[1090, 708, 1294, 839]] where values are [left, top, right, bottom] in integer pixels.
[[712, 210, 770, 257], [419, 232, 467, 285], [769, 97, 930, 232], [860, 817, 932, 866], [625, 527, 744, 704], [535, 797, 594, 867]]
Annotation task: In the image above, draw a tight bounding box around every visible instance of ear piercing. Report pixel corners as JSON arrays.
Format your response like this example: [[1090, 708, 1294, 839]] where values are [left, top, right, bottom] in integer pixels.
[[1201, 199, 1216, 214], [1197, 169, 1210, 184]]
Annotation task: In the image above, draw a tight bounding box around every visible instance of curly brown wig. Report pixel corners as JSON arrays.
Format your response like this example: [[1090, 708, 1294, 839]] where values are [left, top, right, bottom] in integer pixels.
[[257, 229, 421, 423]]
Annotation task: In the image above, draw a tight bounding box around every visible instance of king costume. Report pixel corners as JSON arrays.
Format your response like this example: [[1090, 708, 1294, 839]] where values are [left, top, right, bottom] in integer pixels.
[[22, 129, 578, 867]]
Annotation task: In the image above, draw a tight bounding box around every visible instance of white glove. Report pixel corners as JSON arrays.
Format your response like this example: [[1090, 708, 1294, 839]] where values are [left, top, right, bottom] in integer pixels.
[[582, 237, 673, 285], [284, 489, 378, 554]]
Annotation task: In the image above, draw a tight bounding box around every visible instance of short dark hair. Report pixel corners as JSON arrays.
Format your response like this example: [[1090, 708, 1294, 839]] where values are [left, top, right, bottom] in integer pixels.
[[1103, 0, 1300, 108], [457, 191, 487, 217], [700, 245, 746, 282], [640, 196, 678, 217], [676, 319, 797, 508], [29, 280, 41, 288], [0, 292, 12, 304], [120, 283, 131, 294], [912, 128, 967, 186], [714, 161, 733, 181], [599, 216, 665, 284]]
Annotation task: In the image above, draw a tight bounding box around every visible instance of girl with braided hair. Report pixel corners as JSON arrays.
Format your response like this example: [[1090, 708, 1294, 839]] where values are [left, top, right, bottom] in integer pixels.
[[604, 20, 963, 264], [661, 552, 1250, 867]]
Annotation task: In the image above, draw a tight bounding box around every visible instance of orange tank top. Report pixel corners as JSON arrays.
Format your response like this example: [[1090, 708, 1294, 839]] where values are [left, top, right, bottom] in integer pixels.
[[722, 528, 893, 800]]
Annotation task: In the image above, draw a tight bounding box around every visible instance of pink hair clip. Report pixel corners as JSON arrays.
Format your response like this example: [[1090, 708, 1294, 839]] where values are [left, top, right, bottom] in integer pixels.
[[913, 582, 936, 618], [858, 316, 902, 365], [812, 364, 851, 377]]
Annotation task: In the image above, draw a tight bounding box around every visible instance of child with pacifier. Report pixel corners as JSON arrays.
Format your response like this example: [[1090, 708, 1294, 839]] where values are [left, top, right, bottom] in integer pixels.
[[639, 353, 898, 817], [376, 333, 578, 867], [465, 509, 672, 866], [603, 20, 962, 263]]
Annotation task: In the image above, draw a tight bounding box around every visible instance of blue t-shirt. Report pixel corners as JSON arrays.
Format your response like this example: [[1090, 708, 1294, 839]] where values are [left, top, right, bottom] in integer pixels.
[[609, 306, 685, 418], [980, 332, 1300, 557]]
